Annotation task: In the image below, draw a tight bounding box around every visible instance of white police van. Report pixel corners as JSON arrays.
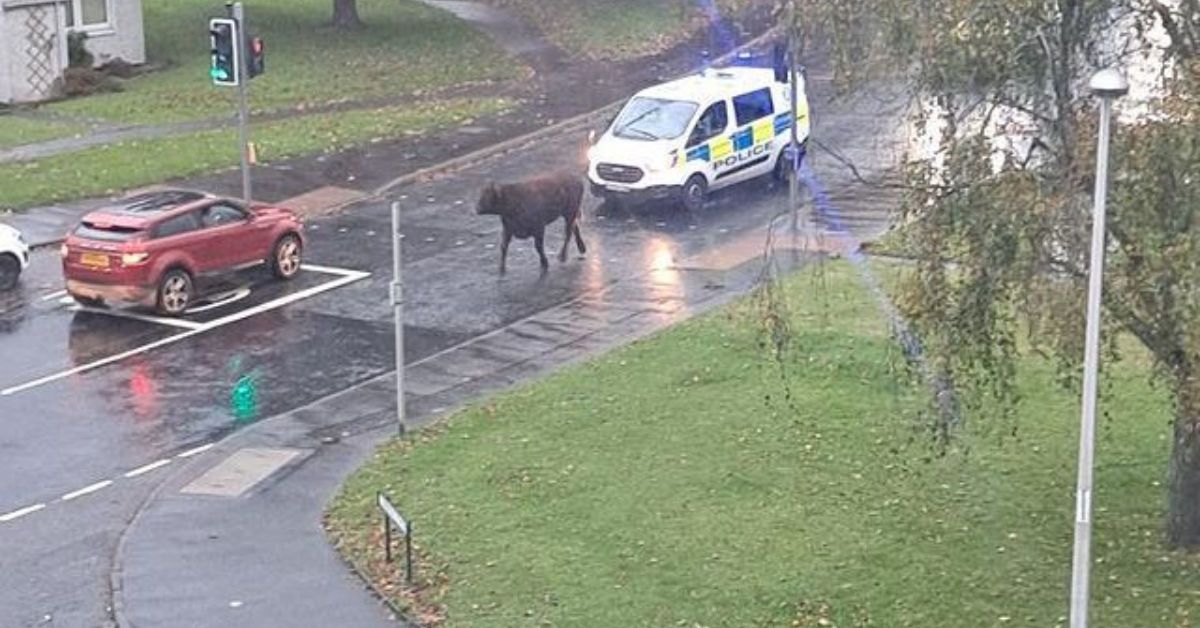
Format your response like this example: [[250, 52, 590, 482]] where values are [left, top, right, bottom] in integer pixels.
[[587, 62, 810, 211], [0, 223, 29, 290]]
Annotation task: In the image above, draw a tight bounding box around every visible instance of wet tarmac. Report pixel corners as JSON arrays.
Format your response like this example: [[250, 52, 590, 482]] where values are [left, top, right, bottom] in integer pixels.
[[0, 73, 904, 626]]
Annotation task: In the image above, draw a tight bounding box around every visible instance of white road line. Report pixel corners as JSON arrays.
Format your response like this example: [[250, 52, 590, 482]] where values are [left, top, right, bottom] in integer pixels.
[[124, 459, 172, 478], [74, 306, 206, 330], [298, 263, 364, 277], [0, 503, 45, 523], [1, 266, 370, 397], [61, 480, 112, 501], [40, 290, 67, 302], [177, 443, 215, 459]]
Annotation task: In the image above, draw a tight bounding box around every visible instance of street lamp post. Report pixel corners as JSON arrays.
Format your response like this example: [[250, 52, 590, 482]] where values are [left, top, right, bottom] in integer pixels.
[[1069, 67, 1128, 628]]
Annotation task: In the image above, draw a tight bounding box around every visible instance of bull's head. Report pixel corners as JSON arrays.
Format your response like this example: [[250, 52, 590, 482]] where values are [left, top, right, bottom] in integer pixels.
[[476, 182, 501, 216]]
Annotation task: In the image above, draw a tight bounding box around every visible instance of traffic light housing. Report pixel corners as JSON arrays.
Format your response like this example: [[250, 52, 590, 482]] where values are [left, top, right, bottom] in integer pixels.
[[246, 36, 264, 79], [209, 17, 240, 86]]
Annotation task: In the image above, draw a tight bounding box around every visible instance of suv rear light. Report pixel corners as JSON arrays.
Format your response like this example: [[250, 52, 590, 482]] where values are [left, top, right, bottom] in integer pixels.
[[121, 252, 150, 266]]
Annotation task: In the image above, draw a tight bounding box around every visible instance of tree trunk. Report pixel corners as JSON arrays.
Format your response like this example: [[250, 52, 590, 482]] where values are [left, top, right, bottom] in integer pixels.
[[1168, 384, 1200, 548], [332, 0, 362, 28]]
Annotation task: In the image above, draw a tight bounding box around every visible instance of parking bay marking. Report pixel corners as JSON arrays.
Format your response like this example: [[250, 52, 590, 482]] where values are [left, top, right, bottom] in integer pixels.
[[1, 265, 371, 397]]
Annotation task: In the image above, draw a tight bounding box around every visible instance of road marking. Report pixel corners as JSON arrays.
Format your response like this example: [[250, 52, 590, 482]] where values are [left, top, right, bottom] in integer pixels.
[[61, 480, 112, 501], [73, 305, 206, 330], [0, 503, 45, 523], [1, 265, 370, 396], [177, 443, 215, 459], [40, 290, 67, 301], [124, 459, 172, 478]]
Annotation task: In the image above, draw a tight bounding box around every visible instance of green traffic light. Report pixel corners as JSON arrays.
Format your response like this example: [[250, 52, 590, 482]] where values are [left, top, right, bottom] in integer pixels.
[[210, 67, 228, 80]]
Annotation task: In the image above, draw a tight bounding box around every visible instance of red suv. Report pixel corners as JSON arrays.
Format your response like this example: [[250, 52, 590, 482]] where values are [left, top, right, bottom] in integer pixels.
[[62, 190, 305, 315]]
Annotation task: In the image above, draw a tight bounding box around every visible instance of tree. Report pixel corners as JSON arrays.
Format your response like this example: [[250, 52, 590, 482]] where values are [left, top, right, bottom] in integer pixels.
[[791, 0, 1200, 547], [332, 0, 362, 29]]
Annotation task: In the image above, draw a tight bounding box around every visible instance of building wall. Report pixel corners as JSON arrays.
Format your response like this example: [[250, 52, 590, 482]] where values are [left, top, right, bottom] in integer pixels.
[[0, 9, 11, 103], [80, 0, 145, 65], [1, 0, 70, 103]]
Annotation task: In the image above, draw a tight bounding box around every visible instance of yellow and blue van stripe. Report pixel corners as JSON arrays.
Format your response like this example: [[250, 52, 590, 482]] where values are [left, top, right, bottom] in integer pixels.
[[687, 109, 809, 165]]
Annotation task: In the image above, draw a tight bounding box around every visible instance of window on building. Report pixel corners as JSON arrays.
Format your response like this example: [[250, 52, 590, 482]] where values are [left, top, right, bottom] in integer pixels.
[[66, 0, 111, 31]]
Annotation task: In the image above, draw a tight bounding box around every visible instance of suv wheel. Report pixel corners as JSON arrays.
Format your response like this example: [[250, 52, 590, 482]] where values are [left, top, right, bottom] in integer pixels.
[[0, 254, 19, 291], [157, 269, 193, 316], [270, 234, 302, 280], [681, 175, 708, 212]]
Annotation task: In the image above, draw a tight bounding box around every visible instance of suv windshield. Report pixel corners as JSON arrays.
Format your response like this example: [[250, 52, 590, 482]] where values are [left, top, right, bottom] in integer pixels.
[[612, 97, 698, 141]]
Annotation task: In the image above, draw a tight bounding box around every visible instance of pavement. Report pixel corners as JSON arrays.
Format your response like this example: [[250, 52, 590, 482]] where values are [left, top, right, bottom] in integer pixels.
[[0, 13, 910, 628]]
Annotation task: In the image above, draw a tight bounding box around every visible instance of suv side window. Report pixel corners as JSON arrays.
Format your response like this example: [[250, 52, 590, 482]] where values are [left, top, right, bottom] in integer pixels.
[[201, 202, 248, 228], [686, 101, 729, 148], [153, 212, 201, 239], [732, 88, 774, 127]]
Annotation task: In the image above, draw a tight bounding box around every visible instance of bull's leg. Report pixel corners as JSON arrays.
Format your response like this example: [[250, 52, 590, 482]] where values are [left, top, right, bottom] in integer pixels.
[[559, 219, 572, 262], [534, 228, 549, 272], [573, 222, 587, 255], [499, 226, 512, 275]]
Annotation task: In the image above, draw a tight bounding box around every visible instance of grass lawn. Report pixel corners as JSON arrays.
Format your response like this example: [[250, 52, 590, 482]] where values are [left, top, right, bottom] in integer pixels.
[[326, 261, 1199, 627], [0, 115, 85, 149], [487, 0, 767, 59], [44, 0, 520, 125], [0, 98, 509, 210]]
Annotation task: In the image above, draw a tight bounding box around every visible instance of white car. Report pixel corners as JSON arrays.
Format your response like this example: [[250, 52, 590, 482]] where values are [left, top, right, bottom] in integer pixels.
[[587, 64, 811, 211], [0, 223, 30, 290]]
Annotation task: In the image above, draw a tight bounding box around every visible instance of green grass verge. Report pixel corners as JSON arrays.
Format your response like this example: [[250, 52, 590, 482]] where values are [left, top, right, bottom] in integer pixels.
[[45, 0, 520, 125], [0, 115, 85, 149], [487, 0, 771, 59], [326, 261, 1197, 627], [0, 98, 509, 210], [486, 0, 690, 59]]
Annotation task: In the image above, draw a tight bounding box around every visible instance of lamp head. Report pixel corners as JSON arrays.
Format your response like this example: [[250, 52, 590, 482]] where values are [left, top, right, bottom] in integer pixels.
[[1089, 69, 1129, 99]]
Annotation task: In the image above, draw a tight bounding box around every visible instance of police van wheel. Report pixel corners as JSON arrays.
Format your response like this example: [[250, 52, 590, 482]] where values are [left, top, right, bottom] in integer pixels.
[[772, 152, 792, 183], [681, 175, 707, 212]]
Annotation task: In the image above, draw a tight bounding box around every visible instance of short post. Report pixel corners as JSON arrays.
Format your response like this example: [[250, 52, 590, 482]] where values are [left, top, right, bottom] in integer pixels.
[[404, 521, 414, 585], [383, 507, 392, 562], [391, 201, 406, 436]]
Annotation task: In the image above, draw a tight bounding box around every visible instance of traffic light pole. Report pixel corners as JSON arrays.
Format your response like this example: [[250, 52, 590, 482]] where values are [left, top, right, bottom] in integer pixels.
[[229, 2, 252, 205]]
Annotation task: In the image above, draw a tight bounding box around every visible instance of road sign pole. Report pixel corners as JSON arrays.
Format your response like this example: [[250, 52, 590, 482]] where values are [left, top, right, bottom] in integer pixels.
[[391, 202, 406, 436], [231, 2, 252, 205]]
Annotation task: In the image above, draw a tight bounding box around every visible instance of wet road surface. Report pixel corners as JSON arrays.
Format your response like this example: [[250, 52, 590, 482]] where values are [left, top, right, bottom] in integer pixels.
[[0, 75, 903, 627]]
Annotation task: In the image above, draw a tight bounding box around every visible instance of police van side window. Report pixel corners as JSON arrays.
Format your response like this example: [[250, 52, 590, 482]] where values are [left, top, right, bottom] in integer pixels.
[[732, 88, 774, 127], [686, 102, 729, 148]]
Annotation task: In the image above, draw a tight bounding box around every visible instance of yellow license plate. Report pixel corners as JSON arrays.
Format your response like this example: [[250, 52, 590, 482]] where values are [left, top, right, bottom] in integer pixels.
[[80, 252, 110, 268]]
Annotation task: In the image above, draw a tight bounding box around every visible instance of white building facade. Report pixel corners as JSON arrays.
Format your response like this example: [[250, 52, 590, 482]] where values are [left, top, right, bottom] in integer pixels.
[[1, 0, 144, 103]]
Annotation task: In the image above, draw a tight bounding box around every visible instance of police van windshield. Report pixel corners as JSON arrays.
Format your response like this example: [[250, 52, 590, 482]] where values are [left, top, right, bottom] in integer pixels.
[[612, 97, 699, 141]]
